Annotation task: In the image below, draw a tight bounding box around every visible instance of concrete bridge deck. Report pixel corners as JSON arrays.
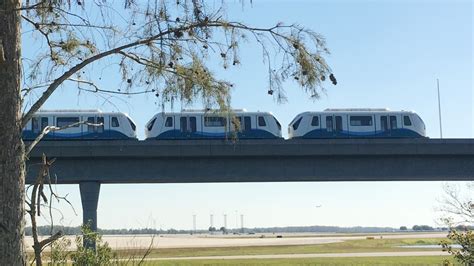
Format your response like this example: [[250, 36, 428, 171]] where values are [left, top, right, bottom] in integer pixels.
[[26, 138, 474, 184]]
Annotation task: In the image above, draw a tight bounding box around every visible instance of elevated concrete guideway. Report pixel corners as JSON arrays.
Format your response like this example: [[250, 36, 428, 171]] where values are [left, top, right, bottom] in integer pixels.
[[26, 138, 474, 183], [24, 138, 474, 248]]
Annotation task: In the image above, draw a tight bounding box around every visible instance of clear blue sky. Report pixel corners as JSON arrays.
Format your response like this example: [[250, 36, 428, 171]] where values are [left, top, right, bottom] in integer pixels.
[[29, 0, 472, 230]]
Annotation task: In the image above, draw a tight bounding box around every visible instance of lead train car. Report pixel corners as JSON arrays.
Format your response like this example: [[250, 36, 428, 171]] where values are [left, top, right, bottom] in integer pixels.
[[288, 108, 426, 139], [22, 110, 137, 140], [145, 110, 282, 139]]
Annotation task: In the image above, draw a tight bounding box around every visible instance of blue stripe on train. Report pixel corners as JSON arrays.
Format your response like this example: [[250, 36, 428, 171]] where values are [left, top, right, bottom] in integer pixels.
[[149, 129, 280, 140], [297, 128, 424, 139], [22, 130, 133, 140]]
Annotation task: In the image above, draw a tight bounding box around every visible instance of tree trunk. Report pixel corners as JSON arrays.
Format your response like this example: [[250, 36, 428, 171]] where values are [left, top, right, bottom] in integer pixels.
[[0, 0, 26, 265]]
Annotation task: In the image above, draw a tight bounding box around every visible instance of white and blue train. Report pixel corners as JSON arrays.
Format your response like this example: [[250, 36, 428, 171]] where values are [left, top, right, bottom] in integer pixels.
[[145, 109, 282, 139], [288, 108, 426, 139], [22, 110, 137, 140]]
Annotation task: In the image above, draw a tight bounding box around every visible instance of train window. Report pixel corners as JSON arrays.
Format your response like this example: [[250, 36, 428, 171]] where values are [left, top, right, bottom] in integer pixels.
[[127, 117, 136, 131], [190, 117, 197, 132], [274, 117, 282, 131], [326, 116, 333, 132], [258, 116, 266, 127], [292, 117, 302, 130], [165, 117, 173, 127], [147, 118, 156, 131], [111, 117, 120, 127], [390, 116, 397, 129], [97, 117, 104, 133], [404, 116, 412, 126], [311, 116, 319, 127], [204, 117, 226, 127], [87, 117, 95, 132], [32, 117, 39, 133], [41, 117, 48, 131], [57, 117, 80, 127], [350, 116, 372, 126]]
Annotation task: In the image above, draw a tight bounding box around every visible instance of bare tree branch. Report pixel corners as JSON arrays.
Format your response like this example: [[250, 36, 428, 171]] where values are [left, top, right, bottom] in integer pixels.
[[22, 23, 196, 127], [22, 19, 333, 127], [67, 77, 153, 95], [25, 121, 103, 156], [28, 154, 57, 266]]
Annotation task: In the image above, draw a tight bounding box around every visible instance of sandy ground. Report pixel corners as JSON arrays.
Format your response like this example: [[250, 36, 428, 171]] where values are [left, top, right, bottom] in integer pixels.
[[25, 232, 447, 251]]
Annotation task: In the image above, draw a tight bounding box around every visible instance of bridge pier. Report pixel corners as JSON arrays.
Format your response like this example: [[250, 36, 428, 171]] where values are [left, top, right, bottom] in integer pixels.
[[79, 181, 101, 250]]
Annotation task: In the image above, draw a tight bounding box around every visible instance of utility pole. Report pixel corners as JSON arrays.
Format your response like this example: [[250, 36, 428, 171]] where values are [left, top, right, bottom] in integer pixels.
[[235, 210, 238, 229], [437, 78, 443, 138], [193, 214, 196, 234]]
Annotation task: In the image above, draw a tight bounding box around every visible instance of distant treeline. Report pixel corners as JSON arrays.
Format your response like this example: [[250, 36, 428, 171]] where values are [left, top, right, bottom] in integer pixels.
[[25, 226, 189, 236], [409, 224, 473, 231], [248, 225, 397, 234], [23, 224, 435, 236]]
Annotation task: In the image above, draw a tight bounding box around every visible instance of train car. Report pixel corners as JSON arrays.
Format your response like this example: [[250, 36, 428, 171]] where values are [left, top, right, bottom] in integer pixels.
[[288, 108, 426, 139], [145, 109, 282, 139], [22, 110, 137, 140]]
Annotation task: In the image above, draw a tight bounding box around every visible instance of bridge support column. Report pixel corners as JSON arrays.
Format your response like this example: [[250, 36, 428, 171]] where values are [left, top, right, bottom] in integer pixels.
[[79, 181, 101, 250]]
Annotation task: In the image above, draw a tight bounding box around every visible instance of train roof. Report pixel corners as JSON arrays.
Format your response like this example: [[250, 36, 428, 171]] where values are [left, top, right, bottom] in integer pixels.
[[298, 109, 418, 115], [34, 110, 132, 117], [325, 108, 390, 112], [151, 109, 275, 116]]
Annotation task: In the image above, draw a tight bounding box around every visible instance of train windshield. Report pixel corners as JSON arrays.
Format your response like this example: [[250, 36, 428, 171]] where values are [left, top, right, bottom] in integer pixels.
[[274, 117, 281, 130], [147, 118, 156, 131], [127, 117, 136, 131], [289, 115, 301, 126]]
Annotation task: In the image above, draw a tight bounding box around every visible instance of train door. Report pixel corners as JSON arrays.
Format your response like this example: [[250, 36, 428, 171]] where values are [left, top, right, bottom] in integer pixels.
[[380, 115, 389, 136], [31, 117, 40, 135], [97, 116, 104, 135], [190, 117, 197, 133], [86, 115, 105, 139], [310, 115, 320, 137], [110, 115, 122, 139], [180, 116, 187, 138], [243, 116, 251, 132], [31, 117, 49, 134], [325, 115, 333, 136], [310, 115, 319, 129], [51, 116, 55, 138], [389, 115, 398, 136], [180, 116, 197, 138], [232, 116, 251, 137], [325, 115, 342, 137], [40, 117, 48, 132], [257, 115, 266, 129], [335, 115, 343, 136], [87, 116, 95, 139], [390, 116, 398, 129]]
